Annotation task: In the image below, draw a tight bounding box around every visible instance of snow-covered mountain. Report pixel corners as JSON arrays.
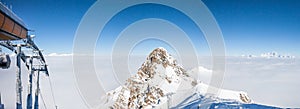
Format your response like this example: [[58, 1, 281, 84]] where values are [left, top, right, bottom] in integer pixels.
[[241, 51, 295, 59], [99, 48, 276, 109], [261, 52, 295, 59]]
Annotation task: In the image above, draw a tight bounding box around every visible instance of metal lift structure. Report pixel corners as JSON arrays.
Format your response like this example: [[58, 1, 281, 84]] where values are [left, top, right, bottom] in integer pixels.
[[0, 2, 49, 109]]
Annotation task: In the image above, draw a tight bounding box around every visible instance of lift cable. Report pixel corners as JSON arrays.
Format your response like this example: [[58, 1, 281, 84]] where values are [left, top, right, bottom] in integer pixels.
[[48, 71, 58, 109], [39, 90, 48, 109]]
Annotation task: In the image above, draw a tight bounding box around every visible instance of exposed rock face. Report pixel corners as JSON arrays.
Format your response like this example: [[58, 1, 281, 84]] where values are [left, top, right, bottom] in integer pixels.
[[109, 47, 189, 108], [239, 93, 252, 103]]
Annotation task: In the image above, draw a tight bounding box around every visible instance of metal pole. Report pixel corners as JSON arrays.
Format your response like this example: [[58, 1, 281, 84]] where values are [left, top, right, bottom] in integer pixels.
[[34, 71, 39, 109], [16, 45, 22, 109], [0, 92, 4, 109], [26, 57, 33, 109], [0, 92, 2, 105]]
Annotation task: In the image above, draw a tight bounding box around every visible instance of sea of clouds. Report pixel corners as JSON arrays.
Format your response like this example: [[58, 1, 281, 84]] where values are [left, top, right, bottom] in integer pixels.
[[0, 55, 299, 108]]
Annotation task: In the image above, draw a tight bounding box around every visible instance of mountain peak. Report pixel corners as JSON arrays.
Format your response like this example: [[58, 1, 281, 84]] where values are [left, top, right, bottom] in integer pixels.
[[139, 47, 185, 79], [103, 47, 189, 108], [147, 47, 177, 68], [101, 47, 252, 108]]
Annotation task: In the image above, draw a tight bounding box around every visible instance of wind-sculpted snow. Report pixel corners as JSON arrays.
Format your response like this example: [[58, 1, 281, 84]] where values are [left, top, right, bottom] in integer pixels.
[[179, 95, 281, 109]]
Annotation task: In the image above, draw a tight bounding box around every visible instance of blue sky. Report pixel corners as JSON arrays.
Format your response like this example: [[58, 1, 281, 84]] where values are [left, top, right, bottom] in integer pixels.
[[94, 3, 208, 56], [1, 0, 96, 54], [203, 0, 300, 56], [2, 0, 299, 56]]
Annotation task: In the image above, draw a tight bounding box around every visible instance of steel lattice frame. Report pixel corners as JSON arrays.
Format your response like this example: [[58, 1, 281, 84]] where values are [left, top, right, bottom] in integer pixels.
[[0, 36, 48, 109]]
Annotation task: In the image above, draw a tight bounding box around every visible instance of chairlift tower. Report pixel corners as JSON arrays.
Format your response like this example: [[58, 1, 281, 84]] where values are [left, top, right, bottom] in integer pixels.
[[0, 2, 49, 109]]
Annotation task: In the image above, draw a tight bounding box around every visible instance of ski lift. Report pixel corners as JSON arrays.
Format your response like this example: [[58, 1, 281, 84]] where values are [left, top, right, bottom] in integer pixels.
[[0, 52, 11, 69]]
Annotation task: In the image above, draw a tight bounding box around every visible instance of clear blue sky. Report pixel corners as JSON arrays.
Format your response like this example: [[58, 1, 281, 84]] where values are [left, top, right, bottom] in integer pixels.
[[2, 0, 299, 56], [203, 0, 300, 56], [1, 0, 96, 54]]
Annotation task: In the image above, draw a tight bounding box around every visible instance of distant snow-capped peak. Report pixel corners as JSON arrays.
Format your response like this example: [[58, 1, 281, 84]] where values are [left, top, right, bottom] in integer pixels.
[[47, 53, 73, 57], [261, 52, 295, 58], [241, 51, 295, 59]]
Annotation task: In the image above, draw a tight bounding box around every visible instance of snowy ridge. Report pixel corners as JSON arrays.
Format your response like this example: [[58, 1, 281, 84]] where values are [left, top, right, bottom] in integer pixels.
[[47, 53, 73, 57], [100, 48, 252, 109]]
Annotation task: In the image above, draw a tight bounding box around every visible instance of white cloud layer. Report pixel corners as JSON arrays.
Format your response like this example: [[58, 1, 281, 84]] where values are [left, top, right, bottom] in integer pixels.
[[0, 56, 299, 108]]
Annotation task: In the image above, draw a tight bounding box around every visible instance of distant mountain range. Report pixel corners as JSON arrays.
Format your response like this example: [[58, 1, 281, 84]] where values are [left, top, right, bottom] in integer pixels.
[[242, 51, 295, 59]]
